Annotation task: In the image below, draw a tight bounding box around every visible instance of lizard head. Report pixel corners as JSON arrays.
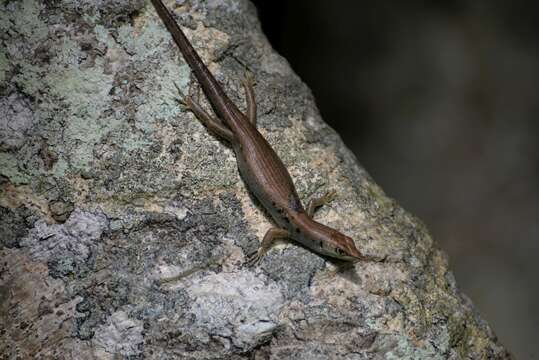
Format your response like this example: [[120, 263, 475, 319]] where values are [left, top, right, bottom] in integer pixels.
[[291, 214, 367, 262], [324, 230, 364, 261]]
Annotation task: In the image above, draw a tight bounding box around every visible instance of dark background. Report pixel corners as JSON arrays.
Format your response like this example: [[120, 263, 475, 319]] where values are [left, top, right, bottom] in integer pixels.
[[250, 1, 539, 358]]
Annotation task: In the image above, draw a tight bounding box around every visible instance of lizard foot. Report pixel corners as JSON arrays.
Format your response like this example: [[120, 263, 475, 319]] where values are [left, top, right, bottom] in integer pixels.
[[246, 249, 265, 267]]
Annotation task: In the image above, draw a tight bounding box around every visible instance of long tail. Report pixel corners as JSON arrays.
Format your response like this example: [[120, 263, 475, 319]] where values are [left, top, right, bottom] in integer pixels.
[[150, 0, 241, 125]]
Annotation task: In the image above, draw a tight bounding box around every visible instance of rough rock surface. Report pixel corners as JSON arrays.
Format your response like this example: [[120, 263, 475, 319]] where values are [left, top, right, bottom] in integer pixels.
[[0, 0, 511, 359]]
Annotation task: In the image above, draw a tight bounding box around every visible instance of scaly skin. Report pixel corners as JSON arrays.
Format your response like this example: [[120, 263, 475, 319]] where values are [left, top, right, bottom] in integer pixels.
[[151, 0, 374, 263]]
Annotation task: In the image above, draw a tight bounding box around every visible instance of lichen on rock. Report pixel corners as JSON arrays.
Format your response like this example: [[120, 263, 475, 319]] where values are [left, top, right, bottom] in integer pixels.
[[0, 0, 511, 359]]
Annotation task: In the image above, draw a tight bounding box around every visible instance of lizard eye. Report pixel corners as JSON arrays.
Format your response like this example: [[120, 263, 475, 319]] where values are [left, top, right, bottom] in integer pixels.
[[335, 248, 346, 256]]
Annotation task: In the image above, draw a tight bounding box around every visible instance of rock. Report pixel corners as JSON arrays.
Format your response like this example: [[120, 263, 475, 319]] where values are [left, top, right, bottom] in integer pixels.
[[0, 0, 511, 359]]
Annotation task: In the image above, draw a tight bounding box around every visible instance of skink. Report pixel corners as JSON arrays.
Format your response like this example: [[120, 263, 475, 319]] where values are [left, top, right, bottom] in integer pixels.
[[151, 0, 373, 263]]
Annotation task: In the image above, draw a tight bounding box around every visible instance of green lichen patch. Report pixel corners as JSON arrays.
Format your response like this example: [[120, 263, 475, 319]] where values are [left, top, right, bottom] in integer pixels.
[[0, 152, 30, 185], [1, 0, 48, 42], [0, 50, 7, 85]]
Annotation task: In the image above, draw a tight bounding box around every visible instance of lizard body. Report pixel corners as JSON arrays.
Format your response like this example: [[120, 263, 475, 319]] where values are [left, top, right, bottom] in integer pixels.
[[151, 0, 369, 262]]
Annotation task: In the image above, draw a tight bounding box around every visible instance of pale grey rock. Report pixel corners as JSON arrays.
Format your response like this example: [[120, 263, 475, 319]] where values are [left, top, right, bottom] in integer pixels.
[[186, 270, 284, 349], [93, 310, 144, 356], [19, 209, 108, 270], [0, 93, 36, 151]]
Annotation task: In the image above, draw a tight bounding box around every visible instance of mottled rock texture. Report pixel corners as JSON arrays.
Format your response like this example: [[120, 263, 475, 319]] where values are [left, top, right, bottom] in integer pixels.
[[0, 0, 511, 359]]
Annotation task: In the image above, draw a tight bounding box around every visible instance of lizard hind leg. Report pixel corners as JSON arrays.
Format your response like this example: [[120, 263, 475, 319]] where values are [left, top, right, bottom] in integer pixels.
[[173, 82, 235, 141]]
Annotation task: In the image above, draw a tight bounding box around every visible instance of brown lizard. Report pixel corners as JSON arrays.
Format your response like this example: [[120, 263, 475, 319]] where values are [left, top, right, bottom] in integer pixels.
[[151, 0, 378, 264]]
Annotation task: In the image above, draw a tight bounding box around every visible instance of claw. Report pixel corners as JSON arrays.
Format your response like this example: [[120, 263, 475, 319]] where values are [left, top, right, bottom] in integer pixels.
[[244, 71, 255, 85], [246, 249, 264, 267], [173, 82, 189, 107], [172, 81, 184, 96], [322, 190, 337, 204], [176, 97, 188, 107]]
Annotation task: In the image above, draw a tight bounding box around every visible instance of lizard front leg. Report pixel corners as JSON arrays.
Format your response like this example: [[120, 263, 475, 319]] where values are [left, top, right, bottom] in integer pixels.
[[307, 190, 337, 218], [247, 227, 288, 265]]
